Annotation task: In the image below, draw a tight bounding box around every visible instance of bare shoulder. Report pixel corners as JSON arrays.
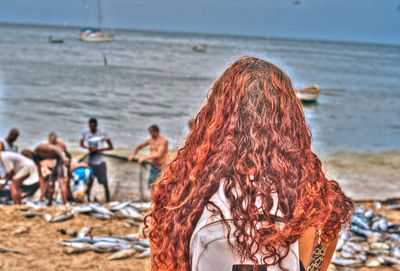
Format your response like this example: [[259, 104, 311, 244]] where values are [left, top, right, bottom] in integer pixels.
[[161, 136, 168, 144]]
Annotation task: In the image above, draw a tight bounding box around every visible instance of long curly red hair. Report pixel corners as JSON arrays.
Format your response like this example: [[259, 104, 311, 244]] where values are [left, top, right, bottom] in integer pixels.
[[146, 56, 353, 270]]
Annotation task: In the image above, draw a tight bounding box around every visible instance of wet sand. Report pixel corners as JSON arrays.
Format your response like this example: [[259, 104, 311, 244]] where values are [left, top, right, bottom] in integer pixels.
[[67, 148, 400, 203], [324, 150, 400, 201]]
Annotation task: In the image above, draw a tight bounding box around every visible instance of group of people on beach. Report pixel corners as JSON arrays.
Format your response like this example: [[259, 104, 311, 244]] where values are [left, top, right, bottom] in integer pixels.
[[0, 118, 169, 205]]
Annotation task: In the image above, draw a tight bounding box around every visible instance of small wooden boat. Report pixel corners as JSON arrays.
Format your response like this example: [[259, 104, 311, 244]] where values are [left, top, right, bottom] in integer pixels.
[[192, 44, 207, 53], [48, 36, 64, 43], [295, 85, 320, 102]]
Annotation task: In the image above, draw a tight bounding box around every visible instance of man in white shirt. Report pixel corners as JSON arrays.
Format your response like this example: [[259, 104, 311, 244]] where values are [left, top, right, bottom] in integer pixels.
[[80, 118, 113, 202], [0, 151, 36, 204]]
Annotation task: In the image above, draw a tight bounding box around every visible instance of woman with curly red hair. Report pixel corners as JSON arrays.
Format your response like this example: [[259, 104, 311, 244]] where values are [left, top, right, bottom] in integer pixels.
[[146, 56, 353, 271]]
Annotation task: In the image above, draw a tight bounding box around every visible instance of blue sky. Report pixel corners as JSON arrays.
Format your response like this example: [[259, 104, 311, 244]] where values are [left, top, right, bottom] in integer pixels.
[[1, 0, 400, 44]]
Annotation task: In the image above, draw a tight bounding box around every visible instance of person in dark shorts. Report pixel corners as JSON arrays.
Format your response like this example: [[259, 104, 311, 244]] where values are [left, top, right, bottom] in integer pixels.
[[21, 144, 70, 205], [80, 118, 113, 202], [128, 125, 168, 186]]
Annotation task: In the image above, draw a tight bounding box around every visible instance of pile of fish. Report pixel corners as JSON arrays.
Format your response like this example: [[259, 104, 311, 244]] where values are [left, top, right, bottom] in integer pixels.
[[60, 232, 150, 260], [18, 200, 150, 224], [331, 203, 400, 269], [13, 200, 152, 260]]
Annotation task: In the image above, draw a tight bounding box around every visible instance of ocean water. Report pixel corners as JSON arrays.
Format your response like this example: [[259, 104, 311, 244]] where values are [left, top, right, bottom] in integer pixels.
[[0, 23, 399, 156]]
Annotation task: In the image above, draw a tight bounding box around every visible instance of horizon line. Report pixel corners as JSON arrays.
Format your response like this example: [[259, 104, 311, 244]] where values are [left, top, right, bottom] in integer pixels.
[[1, 21, 399, 48]]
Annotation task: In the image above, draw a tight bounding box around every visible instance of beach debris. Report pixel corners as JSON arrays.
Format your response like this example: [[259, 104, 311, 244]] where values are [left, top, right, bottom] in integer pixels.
[[0, 245, 22, 254], [41, 213, 52, 222], [12, 226, 30, 235], [107, 248, 136, 260], [332, 204, 400, 269]]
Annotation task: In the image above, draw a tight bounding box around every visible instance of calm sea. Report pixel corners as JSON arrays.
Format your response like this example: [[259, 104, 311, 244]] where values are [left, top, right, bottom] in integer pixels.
[[0, 23, 399, 155]]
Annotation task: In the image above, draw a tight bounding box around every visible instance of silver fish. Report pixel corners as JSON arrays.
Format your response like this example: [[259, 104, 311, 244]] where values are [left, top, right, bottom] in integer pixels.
[[365, 256, 383, 267], [20, 210, 38, 218], [351, 215, 369, 230], [349, 225, 372, 237], [73, 205, 93, 214], [0, 245, 22, 254], [107, 248, 136, 260], [63, 244, 99, 254], [369, 242, 390, 251], [89, 203, 114, 216], [371, 217, 388, 232], [77, 227, 91, 238], [363, 209, 374, 221], [51, 213, 74, 223], [61, 237, 95, 244], [387, 203, 400, 211], [387, 234, 400, 244], [123, 233, 141, 242], [130, 202, 151, 212], [331, 257, 362, 266], [340, 250, 354, 259], [87, 212, 111, 220], [135, 249, 150, 259], [373, 201, 382, 210], [132, 244, 147, 253], [93, 241, 124, 251], [381, 255, 400, 265], [110, 201, 132, 212], [391, 247, 400, 258], [134, 240, 150, 248], [119, 207, 144, 221], [92, 236, 129, 244]]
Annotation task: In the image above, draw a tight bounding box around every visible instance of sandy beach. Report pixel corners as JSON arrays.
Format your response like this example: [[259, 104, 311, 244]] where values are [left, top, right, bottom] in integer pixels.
[[1, 201, 399, 271], [1, 147, 399, 270]]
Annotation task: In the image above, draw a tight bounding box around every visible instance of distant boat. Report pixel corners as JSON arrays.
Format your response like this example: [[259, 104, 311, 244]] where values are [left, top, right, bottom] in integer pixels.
[[192, 44, 207, 53], [80, 0, 113, 42], [295, 85, 320, 102], [48, 36, 64, 43], [80, 27, 112, 42]]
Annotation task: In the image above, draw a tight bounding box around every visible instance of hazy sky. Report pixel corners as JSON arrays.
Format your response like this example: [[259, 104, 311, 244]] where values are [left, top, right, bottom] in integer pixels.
[[1, 0, 400, 44]]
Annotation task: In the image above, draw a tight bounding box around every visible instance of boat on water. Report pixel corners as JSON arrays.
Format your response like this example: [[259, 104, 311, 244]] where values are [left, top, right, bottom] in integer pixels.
[[80, 27, 112, 42], [48, 36, 64, 43], [295, 85, 321, 102], [80, 0, 113, 42]]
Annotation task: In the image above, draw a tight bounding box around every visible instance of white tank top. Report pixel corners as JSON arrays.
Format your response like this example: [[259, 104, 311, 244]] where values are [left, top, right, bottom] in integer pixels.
[[190, 182, 300, 271]]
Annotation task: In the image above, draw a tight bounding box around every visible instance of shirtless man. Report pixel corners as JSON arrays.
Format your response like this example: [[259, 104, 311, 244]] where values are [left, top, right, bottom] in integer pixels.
[[0, 128, 19, 152], [21, 144, 70, 205], [128, 125, 168, 186], [0, 152, 37, 204], [44, 132, 73, 202]]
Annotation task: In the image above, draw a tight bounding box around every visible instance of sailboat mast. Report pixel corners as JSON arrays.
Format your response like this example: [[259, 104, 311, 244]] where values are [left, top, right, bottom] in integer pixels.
[[97, 0, 102, 30], [82, 0, 88, 26]]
